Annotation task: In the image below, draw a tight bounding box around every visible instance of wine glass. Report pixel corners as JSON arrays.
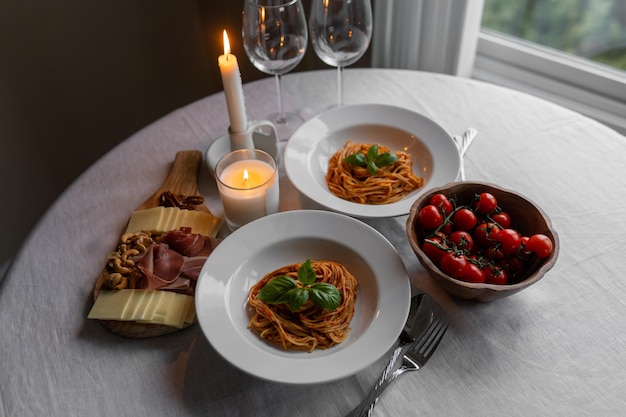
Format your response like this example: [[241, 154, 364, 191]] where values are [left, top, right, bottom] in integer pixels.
[[242, 0, 308, 140], [309, 0, 373, 107]]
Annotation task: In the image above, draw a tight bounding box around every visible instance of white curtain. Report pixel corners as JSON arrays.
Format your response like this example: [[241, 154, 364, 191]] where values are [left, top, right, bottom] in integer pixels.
[[371, 0, 485, 77]]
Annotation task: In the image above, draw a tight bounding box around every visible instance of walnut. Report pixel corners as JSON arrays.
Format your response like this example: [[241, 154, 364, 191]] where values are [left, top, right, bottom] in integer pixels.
[[159, 191, 204, 210], [104, 272, 128, 290]]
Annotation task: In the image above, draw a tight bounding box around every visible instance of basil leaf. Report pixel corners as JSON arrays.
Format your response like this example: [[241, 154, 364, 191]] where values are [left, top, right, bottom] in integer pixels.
[[367, 144, 379, 162], [257, 259, 342, 312], [258, 275, 298, 304], [287, 287, 309, 312], [309, 283, 342, 310], [367, 160, 379, 175], [298, 259, 316, 285], [374, 152, 399, 167], [343, 153, 367, 167]]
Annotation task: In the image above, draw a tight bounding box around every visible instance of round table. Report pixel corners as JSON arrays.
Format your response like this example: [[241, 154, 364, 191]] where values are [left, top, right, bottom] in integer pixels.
[[1, 69, 625, 417]]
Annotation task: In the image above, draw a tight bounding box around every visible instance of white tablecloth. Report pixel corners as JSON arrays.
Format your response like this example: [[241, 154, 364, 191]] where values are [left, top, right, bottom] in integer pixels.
[[1, 69, 625, 416]]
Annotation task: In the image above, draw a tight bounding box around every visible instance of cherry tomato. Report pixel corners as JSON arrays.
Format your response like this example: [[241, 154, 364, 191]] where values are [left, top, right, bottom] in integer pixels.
[[452, 208, 477, 231], [474, 222, 501, 247], [422, 237, 448, 264], [483, 246, 505, 261], [498, 257, 524, 280], [497, 228, 522, 256], [516, 235, 528, 254], [418, 189, 554, 287], [525, 234, 553, 259], [463, 263, 486, 283], [429, 193, 453, 215], [418, 205, 443, 230], [439, 222, 454, 235], [484, 265, 508, 285], [492, 212, 511, 229], [448, 230, 473, 251], [474, 192, 498, 215], [440, 252, 468, 279]]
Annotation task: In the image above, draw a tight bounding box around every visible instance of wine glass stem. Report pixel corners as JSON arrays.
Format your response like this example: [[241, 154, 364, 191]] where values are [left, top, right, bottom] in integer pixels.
[[337, 66, 344, 107], [275, 74, 286, 124]]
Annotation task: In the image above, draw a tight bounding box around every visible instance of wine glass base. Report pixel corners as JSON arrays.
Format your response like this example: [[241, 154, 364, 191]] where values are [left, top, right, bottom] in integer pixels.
[[268, 112, 304, 141]]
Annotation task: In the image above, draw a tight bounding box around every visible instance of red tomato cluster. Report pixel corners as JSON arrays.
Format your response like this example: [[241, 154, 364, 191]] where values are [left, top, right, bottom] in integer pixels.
[[417, 192, 553, 285]]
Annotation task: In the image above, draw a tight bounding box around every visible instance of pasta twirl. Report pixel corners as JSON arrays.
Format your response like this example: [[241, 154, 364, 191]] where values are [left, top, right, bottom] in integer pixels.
[[247, 260, 357, 352], [326, 141, 424, 204]]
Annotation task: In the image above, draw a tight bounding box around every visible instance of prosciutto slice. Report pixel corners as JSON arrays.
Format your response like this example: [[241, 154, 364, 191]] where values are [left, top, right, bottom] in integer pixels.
[[179, 256, 207, 281], [136, 244, 184, 290], [161, 227, 206, 256], [133, 227, 218, 294]]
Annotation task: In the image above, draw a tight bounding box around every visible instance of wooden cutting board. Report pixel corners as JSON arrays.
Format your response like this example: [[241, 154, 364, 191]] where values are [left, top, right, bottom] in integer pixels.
[[92, 150, 219, 338]]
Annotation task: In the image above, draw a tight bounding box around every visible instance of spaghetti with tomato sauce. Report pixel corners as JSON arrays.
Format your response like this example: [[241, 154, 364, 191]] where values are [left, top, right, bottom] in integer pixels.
[[247, 260, 357, 352], [326, 141, 424, 204]]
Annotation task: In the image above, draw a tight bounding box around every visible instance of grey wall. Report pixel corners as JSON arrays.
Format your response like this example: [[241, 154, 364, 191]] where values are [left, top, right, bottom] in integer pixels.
[[0, 0, 369, 264], [0, 1, 211, 263]]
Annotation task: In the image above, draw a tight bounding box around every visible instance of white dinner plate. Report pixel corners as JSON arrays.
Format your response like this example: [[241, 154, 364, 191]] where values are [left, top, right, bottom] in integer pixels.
[[195, 210, 411, 384], [284, 103, 460, 218]]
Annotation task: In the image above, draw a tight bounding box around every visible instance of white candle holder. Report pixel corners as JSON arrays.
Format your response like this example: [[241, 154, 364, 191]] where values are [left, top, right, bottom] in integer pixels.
[[206, 120, 280, 176]]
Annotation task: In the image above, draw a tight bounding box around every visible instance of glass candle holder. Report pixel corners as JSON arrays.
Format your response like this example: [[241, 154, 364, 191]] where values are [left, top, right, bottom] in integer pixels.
[[216, 149, 280, 231]]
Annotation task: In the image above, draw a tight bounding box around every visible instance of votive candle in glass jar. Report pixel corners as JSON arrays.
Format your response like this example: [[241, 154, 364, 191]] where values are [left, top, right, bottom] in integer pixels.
[[216, 149, 279, 230]]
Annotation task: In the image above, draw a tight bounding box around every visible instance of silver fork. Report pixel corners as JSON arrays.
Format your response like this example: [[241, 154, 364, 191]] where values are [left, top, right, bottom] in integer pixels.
[[350, 317, 449, 417]]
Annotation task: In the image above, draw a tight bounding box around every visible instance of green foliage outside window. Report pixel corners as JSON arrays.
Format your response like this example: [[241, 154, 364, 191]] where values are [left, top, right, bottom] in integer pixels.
[[482, 0, 626, 70]]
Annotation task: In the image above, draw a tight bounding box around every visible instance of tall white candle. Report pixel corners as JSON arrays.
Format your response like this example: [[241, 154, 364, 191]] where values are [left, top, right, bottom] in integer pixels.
[[216, 150, 280, 230], [218, 30, 248, 134]]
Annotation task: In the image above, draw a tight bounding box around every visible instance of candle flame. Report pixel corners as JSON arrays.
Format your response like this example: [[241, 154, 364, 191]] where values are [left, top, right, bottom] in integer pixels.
[[243, 169, 249, 185], [223, 30, 231, 55]]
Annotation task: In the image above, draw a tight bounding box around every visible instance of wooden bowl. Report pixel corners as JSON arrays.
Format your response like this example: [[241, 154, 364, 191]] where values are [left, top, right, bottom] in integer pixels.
[[406, 181, 559, 302]]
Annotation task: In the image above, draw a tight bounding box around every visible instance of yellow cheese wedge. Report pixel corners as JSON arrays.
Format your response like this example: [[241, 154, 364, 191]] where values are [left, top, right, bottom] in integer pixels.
[[125, 207, 165, 234], [122, 290, 154, 320], [87, 289, 136, 320], [183, 299, 196, 324], [158, 292, 188, 327], [180, 210, 192, 233], [138, 291, 175, 325], [88, 289, 195, 329], [161, 207, 176, 233], [125, 206, 222, 237], [172, 209, 187, 232]]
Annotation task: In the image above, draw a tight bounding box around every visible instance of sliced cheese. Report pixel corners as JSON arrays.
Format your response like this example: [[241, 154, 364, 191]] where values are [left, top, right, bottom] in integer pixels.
[[159, 292, 188, 327], [122, 289, 152, 321], [179, 210, 193, 232], [161, 207, 176, 233], [142, 290, 175, 324], [173, 208, 187, 232], [125, 206, 222, 237], [87, 290, 134, 320], [137, 290, 164, 321], [183, 299, 196, 324], [136, 291, 191, 328], [125, 207, 165, 234], [192, 211, 223, 237], [88, 289, 194, 329]]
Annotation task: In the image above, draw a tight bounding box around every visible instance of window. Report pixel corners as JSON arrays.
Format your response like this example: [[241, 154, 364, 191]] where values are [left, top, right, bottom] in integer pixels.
[[482, 0, 626, 71], [473, 0, 626, 134]]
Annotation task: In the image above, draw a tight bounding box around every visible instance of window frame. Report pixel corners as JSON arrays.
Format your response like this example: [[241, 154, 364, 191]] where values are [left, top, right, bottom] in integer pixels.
[[472, 29, 626, 135]]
